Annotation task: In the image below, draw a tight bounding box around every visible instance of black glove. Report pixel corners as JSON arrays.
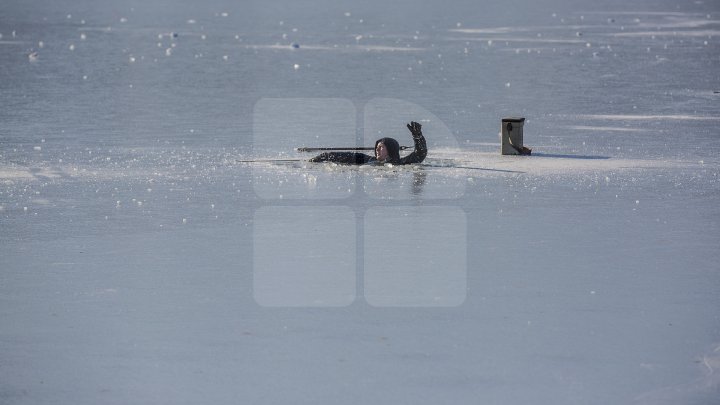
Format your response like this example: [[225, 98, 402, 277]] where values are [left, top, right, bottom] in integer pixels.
[[406, 121, 422, 137]]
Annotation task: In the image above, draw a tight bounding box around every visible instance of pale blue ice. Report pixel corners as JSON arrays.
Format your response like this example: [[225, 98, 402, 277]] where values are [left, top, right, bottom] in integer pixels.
[[1, 0, 719, 404]]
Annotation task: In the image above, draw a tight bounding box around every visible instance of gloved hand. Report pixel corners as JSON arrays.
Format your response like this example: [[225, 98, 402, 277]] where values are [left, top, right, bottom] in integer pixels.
[[406, 121, 422, 137], [404, 121, 427, 162]]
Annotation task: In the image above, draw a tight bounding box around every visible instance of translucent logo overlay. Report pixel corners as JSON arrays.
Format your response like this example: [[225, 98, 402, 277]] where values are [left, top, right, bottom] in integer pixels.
[[252, 98, 467, 307]]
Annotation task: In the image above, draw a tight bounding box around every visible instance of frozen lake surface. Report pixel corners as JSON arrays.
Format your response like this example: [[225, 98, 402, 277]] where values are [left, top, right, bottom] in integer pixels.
[[1, 0, 719, 404]]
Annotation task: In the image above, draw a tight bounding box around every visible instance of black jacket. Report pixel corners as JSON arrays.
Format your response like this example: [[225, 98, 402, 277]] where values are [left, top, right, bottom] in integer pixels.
[[309, 122, 427, 165]]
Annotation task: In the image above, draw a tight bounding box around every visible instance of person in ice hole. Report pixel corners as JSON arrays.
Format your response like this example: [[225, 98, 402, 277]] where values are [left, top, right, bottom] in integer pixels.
[[309, 121, 427, 165]]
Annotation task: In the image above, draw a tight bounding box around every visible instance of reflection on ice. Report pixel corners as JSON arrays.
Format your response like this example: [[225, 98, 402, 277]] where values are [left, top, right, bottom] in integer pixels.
[[531, 153, 609, 160], [564, 125, 650, 132], [448, 36, 587, 45], [612, 29, 720, 37], [570, 114, 720, 121], [245, 44, 426, 52]]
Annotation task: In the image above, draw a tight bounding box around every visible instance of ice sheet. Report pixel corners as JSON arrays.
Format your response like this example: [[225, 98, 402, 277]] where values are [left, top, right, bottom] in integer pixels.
[[1, 0, 719, 404]]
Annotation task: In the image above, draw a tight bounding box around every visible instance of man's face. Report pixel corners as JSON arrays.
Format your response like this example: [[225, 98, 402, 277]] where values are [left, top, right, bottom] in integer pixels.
[[376, 142, 389, 161]]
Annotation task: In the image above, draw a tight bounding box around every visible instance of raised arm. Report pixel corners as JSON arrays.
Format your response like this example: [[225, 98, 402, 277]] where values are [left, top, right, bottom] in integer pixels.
[[399, 121, 427, 164]]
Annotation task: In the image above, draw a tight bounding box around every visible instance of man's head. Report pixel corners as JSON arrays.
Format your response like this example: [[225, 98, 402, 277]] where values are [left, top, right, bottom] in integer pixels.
[[375, 137, 400, 162]]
